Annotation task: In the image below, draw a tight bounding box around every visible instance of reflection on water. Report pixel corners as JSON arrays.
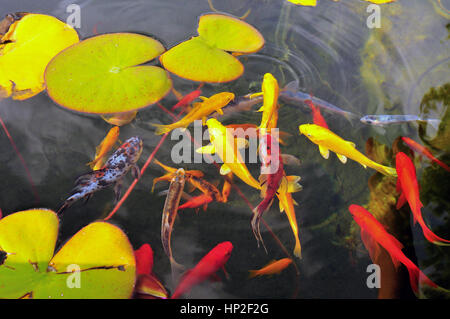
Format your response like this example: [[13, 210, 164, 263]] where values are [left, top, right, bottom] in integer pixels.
[[0, 0, 448, 298]]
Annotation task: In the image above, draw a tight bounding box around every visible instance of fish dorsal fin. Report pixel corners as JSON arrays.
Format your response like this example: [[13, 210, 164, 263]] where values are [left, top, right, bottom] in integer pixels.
[[220, 164, 231, 175], [196, 143, 215, 154], [319, 145, 330, 159], [336, 154, 347, 164], [282, 80, 299, 93]]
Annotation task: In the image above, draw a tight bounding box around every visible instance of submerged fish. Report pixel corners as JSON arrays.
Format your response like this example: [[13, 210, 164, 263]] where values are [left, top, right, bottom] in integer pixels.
[[171, 88, 202, 111], [57, 136, 143, 214], [171, 241, 233, 299], [280, 81, 357, 121], [395, 152, 450, 246], [101, 111, 137, 126], [161, 168, 186, 275], [249, 73, 280, 131], [248, 258, 293, 278], [401, 137, 450, 172], [152, 92, 234, 135], [360, 115, 441, 128], [299, 124, 397, 177], [349, 204, 437, 294], [87, 126, 120, 170], [252, 133, 285, 251], [178, 194, 213, 212], [197, 118, 261, 190], [212, 95, 263, 119]]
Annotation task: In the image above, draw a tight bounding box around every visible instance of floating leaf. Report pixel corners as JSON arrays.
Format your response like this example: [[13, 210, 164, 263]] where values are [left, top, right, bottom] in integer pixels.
[[160, 14, 264, 83], [0, 209, 136, 299], [287, 0, 317, 6], [0, 14, 79, 100], [45, 33, 172, 114]]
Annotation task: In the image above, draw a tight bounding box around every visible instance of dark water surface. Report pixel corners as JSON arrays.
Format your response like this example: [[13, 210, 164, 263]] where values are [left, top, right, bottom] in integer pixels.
[[0, 0, 449, 298]]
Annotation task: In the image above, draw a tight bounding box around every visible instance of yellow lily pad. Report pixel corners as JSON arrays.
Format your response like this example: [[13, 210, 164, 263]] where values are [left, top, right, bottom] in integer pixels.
[[160, 13, 264, 83], [0, 209, 136, 299], [45, 33, 172, 114], [197, 14, 264, 53], [0, 14, 79, 100]]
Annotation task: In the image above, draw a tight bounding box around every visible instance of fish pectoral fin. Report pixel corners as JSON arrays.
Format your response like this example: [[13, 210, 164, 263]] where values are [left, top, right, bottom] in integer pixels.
[[318, 145, 330, 159], [286, 176, 303, 193], [113, 182, 123, 204], [278, 198, 285, 213], [216, 108, 224, 115], [132, 164, 141, 179], [361, 163, 367, 169], [336, 154, 347, 164], [196, 143, 215, 154], [220, 164, 231, 175], [249, 92, 263, 99], [199, 96, 209, 102], [293, 199, 299, 206], [202, 117, 207, 126]]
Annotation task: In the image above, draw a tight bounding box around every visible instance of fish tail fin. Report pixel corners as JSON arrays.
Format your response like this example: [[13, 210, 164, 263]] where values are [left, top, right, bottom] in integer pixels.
[[152, 123, 172, 135], [248, 270, 260, 279], [404, 261, 438, 295], [170, 257, 185, 285], [420, 221, 450, 246], [56, 202, 69, 215], [293, 239, 302, 259], [377, 165, 398, 177], [251, 205, 269, 254]]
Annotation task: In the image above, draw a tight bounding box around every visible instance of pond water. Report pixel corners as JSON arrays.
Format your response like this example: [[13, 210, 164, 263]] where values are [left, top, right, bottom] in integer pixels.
[[0, 0, 449, 299]]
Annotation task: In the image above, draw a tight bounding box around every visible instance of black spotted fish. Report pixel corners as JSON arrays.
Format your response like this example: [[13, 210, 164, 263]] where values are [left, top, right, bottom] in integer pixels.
[[57, 136, 143, 214]]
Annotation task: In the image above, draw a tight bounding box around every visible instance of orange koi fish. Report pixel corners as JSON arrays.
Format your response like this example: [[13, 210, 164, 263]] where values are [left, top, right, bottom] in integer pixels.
[[178, 194, 213, 212], [171, 88, 202, 111], [349, 204, 437, 294], [152, 92, 234, 135], [171, 241, 233, 299], [248, 258, 293, 278], [277, 175, 303, 258], [396, 152, 450, 245], [304, 98, 329, 129], [401, 137, 450, 172], [87, 126, 120, 170]]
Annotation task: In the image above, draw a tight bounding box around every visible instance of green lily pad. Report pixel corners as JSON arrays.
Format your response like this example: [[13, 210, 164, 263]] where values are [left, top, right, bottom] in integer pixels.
[[160, 13, 264, 83], [0, 209, 136, 299], [44, 33, 172, 114]]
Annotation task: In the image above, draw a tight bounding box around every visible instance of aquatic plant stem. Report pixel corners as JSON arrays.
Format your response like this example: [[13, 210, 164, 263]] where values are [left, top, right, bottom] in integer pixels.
[[0, 114, 40, 204]]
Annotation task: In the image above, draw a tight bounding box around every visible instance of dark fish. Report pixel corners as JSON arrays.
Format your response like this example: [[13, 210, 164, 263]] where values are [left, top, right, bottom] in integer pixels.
[[57, 136, 143, 214]]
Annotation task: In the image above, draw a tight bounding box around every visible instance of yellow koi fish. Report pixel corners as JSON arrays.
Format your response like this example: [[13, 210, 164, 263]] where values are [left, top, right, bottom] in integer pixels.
[[250, 73, 280, 132], [277, 175, 302, 258], [299, 124, 397, 177], [86, 126, 120, 170], [196, 118, 261, 190], [152, 92, 235, 135]]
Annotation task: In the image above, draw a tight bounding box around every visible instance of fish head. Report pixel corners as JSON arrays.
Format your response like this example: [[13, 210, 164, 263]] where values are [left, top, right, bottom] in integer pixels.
[[360, 115, 379, 125], [298, 124, 316, 137], [215, 241, 233, 260], [124, 136, 143, 164], [206, 118, 226, 142]]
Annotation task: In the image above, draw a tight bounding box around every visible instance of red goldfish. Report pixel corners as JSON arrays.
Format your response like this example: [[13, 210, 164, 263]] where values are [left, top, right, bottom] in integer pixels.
[[171, 241, 233, 299], [349, 204, 437, 294], [252, 133, 284, 250], [249, 258, 293, 278], [401, 137, 450, 172], [178, 194, 213, 212], [134, 243, 168, 299], [171, 89, 202, 111], [396, 152, 450, 245], [304, 98, 329, 129], [135, 243, 153, 275]]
